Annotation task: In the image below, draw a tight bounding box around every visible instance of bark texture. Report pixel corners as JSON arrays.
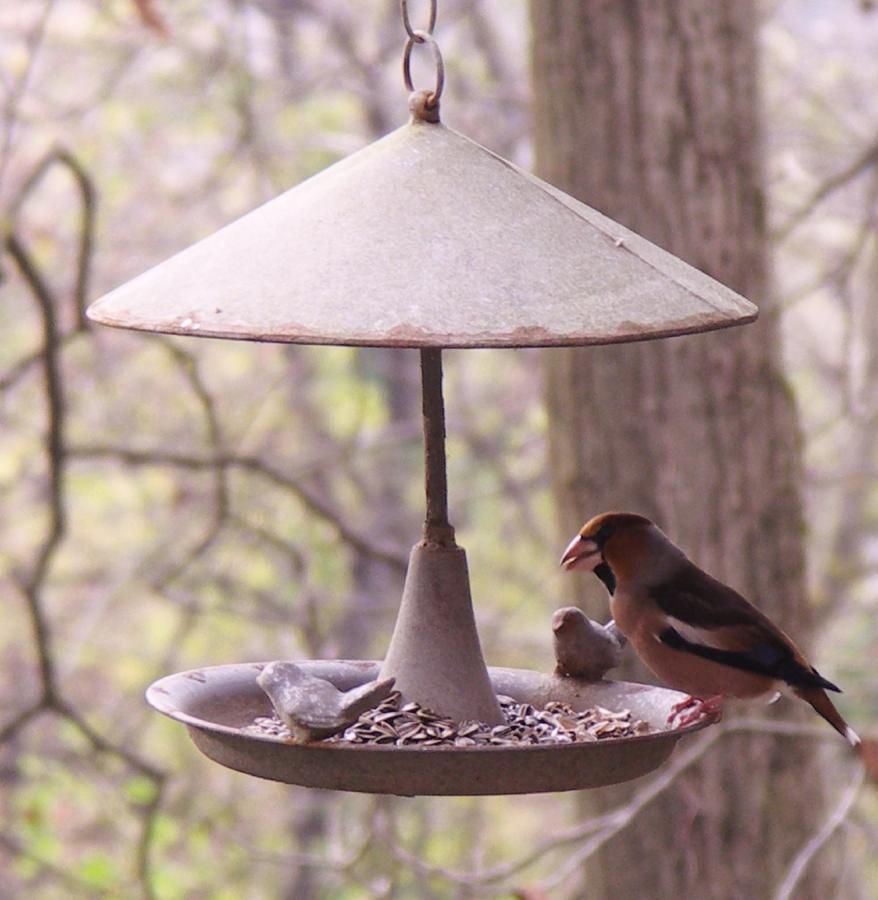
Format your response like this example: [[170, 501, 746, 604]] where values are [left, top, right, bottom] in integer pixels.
[[531, 3, 841, 898]]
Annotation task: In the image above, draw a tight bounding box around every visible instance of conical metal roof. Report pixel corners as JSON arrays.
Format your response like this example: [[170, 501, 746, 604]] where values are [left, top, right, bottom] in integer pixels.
[[88, 120, 757, 347]]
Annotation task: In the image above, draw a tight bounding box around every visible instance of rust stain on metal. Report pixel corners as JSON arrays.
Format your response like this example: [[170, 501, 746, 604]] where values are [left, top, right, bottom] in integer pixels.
[[384, 323, 441, 343], [350, 660, 380, 671], [505, 325, 558, 344], [88, 313, 758, 349]]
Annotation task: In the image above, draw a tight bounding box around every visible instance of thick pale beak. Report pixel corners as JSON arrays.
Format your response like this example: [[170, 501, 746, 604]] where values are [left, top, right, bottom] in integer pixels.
[[560, 534, 602, 572]]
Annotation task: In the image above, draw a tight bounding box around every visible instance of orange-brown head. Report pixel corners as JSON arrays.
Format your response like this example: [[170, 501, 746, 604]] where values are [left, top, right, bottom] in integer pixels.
[[560, 512, 684, 586]]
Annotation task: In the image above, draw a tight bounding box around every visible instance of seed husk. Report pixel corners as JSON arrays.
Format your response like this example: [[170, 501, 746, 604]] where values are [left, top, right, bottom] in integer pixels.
[[244, 690, 651, 747]]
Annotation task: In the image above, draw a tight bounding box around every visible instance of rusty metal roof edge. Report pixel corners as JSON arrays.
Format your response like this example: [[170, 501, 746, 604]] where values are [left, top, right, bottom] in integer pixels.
[[87, 306, 758, 349]]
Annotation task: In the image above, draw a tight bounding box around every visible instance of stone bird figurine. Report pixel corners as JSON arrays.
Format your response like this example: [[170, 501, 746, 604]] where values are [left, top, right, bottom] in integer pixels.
[[258, 662, 396, 742], [552, 607, 625, 680], [560, 511, 859, 745]]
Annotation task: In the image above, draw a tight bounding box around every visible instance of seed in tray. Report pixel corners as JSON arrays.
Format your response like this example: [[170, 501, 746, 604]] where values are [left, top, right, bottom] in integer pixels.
[[245, 694, 652, 747]]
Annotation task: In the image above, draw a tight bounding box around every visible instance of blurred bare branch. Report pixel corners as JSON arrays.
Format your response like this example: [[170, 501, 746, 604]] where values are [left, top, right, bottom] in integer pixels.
[[242, 719, 863, 897], [775, 132, 878, 240], [0, 0, 57, 195], [71, 443, 410, 571], [132, 0, 169, 36], [774, 762, 866, 900], [2, 149, 167, 900]]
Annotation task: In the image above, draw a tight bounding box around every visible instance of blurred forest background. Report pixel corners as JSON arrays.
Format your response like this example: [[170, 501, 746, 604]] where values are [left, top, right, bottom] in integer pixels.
[[1, 1, 877, 898]]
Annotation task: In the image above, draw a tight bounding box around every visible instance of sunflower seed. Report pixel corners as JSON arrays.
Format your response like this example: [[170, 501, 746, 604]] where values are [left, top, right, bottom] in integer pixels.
[[246, 693, 651, 748]]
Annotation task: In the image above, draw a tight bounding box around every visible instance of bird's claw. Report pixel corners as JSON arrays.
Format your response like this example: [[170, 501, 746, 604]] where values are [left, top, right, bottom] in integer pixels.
[[667, 694, 724, 728]]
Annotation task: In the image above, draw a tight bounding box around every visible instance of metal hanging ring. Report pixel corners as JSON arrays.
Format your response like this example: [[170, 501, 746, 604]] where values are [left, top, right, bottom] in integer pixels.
[[401, 0, 437, 40], [403, 30, 445, 104]]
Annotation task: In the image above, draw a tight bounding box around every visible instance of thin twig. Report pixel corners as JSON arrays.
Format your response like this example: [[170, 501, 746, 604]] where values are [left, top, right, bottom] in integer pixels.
[[774, 133, 878, 241], [779, 177, 878, 312], [156, 337, 228, 518], [5, 233, 65, 700], [0, 702, 44, 745], [774, 761, 866, 900], [0, 0, 57, 195], [373, 718, 856, 893], [57, 699, 167, 893], [0, 831, 95, 894], [71, 444, 410, 571], [144, 338, 230, 592], [0, 331, 82, 392], [5, 146, 96, 330], [3, 153, 167, 900], [55, 700, 167, 900]]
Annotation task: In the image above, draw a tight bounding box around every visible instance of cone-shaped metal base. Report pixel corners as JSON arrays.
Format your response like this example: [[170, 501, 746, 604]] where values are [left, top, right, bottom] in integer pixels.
[[379, 543, 503, 724]]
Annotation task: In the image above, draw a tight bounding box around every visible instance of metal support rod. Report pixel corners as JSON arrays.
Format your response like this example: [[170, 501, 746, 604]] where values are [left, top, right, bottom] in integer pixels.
[[420, 348, 456, 548], [378, 349, 499, 724]]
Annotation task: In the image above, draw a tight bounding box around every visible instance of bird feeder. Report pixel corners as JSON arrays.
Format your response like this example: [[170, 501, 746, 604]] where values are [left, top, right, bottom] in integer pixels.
[[88, 5, 754, 795]]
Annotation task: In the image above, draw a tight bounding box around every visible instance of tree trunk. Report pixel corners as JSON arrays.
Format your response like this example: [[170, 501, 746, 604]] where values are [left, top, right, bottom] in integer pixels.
[[531, 3, 842, 898]]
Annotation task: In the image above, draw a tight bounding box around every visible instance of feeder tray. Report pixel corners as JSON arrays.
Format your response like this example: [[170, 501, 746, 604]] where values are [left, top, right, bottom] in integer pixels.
[[147, 661, 712, 795], [89, 11, 752, 795]]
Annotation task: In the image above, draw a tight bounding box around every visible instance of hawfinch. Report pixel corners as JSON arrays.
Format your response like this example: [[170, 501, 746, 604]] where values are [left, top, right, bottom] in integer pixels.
[[561, 512, 859, 746]]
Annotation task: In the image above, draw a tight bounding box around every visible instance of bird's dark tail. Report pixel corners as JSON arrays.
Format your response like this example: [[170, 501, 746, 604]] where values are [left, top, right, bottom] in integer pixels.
[[795, 686, 860, 747]]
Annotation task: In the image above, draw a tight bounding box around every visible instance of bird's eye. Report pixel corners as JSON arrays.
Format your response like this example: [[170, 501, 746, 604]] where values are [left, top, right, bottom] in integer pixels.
[[593, 522, 615, 548]]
